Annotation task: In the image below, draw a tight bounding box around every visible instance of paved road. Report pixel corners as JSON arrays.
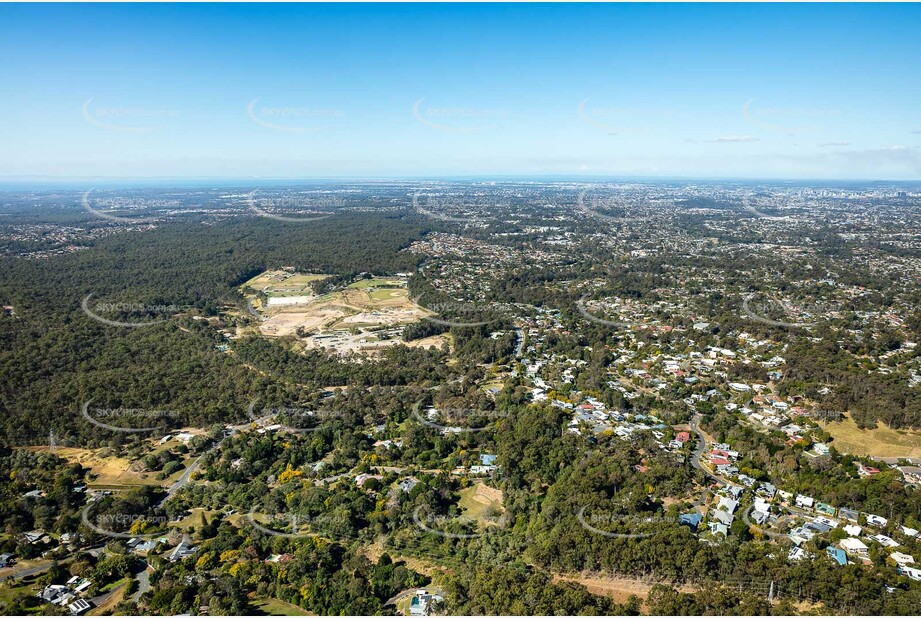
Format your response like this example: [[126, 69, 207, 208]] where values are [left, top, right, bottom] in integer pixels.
[[0, 562, 52, 583], [155, 415, 277, 508], [385, 586, 444, 607], [689, 414, 728, 487], [513, 328, 525, 358], [131, 563, 151, 603], [687, 413, 745, 513]]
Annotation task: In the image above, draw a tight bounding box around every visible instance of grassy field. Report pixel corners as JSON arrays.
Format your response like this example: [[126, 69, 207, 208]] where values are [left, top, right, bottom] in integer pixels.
[[0, 571, 46, 615], [251, 597, 313, 615], [348, 278, 404, 289], [825, 415, 921, 458], [457, 483, 504, 527], [170, 508, 225, 532], [242, 271, 327, 292], [21, 445, 196, 490], [21, 447, 156, 487]]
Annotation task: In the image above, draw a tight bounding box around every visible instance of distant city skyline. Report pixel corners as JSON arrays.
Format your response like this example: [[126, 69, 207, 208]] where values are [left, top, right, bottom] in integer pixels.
[[1, 3, 920, 180]]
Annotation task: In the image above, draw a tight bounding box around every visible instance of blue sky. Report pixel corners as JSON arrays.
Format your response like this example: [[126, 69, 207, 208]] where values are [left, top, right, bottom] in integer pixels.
[[1, 3, 919, 180]]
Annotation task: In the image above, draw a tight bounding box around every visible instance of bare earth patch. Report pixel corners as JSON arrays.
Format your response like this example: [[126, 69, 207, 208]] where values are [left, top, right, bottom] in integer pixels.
[[552, 572, 696, 607]]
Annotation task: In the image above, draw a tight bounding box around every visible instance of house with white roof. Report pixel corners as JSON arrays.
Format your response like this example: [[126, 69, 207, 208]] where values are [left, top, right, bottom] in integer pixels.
[[840, 537, 869, 557], [843, 524, 862, 537], [866, 514, 888, 527]]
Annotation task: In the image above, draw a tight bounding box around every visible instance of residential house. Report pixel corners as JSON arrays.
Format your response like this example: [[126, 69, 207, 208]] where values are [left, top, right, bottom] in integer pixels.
[[679, 513, 703, 532], [753, 497, 771, 514], [409, 589, 443, 616], [794, 495, 814, 510], [899, 466, 921, 485], [711, 509, 734, 527], [751, 509, 770, 525], [839, 508, 860, 523], [469, 465, 497, 476], [815, 502, 836, 516], [709, 522, 729, 537], [840, 537, 870, 557], [398, 478, 419, 493], [811, 443, 831, 457], [39, 585, 72, 606], [899, 566, 921, 581], [789, 526, 815, 545], [168, 539, 196, 562], [813, 516, 839, 529], [866, 514, 888, 528], [890, 552, 915, 567], [868, 534, 899, 548]]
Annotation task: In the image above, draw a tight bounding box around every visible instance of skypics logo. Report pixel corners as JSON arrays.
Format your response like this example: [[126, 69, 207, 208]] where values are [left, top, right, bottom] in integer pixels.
[[741, 293, 844, 329], [740, 506, 800, 541], [247, 509, 325, 539], [412, 505, 501, 539], [245, 190, 337, 223], [82, 98, 179, 133], [246, 97, 345, 132], [81, 400, 177, 434], [741, 194, 790, 221], [577, 98, 648, 136], [81, 189, 157, 224], [576, 295, 635, 330], [575, 190, 647, 223], [412, 97, 507, 133], [742, 98, 837, 136], [246, 400, 343, 433], [412, 193, 485, 224], [410, 402, 509, 434], [81, 293, 183, 328], [81, 505, 171, 540], [576, 507, 681, 539], [412, 294, 503, 328]]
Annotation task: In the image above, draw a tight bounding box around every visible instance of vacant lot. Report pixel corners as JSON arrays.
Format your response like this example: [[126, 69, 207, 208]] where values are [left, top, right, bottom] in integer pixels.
[[251, 597, 313, 616], [21, 446, 156, 488], [242, 271, 327, 295], [553, 573, 696, 607], [242, 271, 446, 354], [22, 441, 195, 489], [825, 416, 921, 458], [458, 483, 504, 527]]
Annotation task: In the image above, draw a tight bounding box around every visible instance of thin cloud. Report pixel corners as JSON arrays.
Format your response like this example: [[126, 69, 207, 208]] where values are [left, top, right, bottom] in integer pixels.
[[819, 141, 851, 147], [703, 136, 760, 143], [911, 130, 921, 135]]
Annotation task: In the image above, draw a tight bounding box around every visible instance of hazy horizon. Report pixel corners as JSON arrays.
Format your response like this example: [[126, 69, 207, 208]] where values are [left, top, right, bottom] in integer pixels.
[[2, 3, 920, 180]]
